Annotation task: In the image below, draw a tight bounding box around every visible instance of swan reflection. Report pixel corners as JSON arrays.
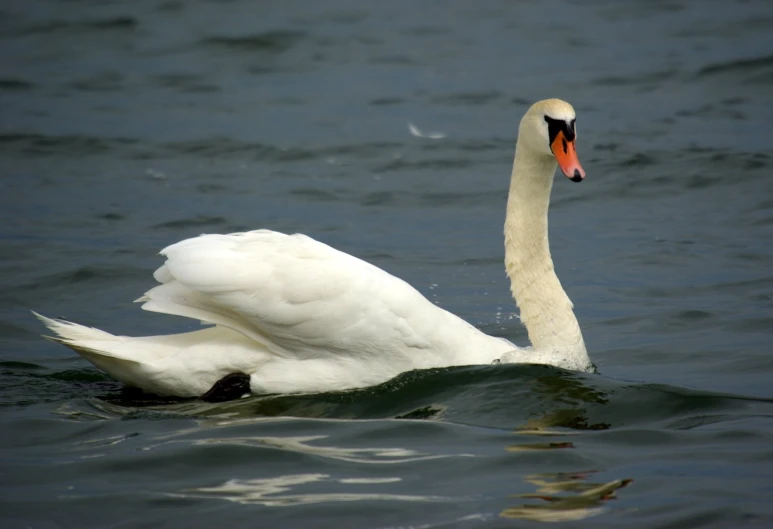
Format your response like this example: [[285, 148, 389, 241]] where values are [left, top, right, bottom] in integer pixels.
[[192, 432, 473, 464], [175, 473, 450, 506], [161, 428, 467, 505], [501, 386, 631, 522], [500, 472, 632, 522]]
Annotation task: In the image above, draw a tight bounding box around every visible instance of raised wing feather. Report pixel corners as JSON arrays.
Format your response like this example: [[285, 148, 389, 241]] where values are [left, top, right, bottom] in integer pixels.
[[139, 230, 437, 361]]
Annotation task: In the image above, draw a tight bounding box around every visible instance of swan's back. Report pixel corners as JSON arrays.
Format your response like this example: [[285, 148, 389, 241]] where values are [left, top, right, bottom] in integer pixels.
[[140, 230, 506, 365]]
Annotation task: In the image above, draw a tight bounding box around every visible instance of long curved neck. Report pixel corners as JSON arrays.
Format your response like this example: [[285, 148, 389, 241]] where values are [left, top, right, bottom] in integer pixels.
[[504, 143, 586, 355]]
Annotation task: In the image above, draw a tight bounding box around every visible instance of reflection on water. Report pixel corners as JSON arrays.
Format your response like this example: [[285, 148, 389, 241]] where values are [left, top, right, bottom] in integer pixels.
[[89, 362, 617, 430], [54, 401, 113, 422], [185, 431, 473, 464], [515, 408, 612, 435], [501, 472, 633, 523], [502, 389, 632, 522], [63, 366, 765, 524], [505, 440, 575, 451], [157, 423, 468, 506], [3, 0, 773, 525], [175, 473, 450, 506]]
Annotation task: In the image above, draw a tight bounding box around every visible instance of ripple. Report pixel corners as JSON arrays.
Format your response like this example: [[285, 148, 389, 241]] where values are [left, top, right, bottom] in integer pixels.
[[69, 72, 124, 92], [369, 97, 405, 106], [184, 433, 472, 464], [198, 30, 305, 53], [152, 215, 228, 230], [289, 188, 342, 202], [374, 157, 473, 173], [698, 54, 773, 79], [501, 474, 633, 522], [95, 212, 125, 221], [724, 317, 773, 333], [0, 322, 36, 340], [196, 183, 227, 194], [675, 103, 746, 120], [157, 0, 184, 12], [360, 191, 395, 206], [371, 54, 416, 65], [0, 78, 34, 91], [674, 309, 714, 321], [176, 473, 451, 506], [151, 74, 219, 93], [597, 149, 770, 200], [505, 441, 575, 452], [0, 366, 118, 408], [593, 69, 677, 87], [87, 364, 773, 433], [16, 16, 138, 36], [626, 275, 773, 299], [418, 190, 501, 207], [162, 138, 314, 161], [16, 265, 147, 291], [0, 134, 137, 156], [618, 153, 658, 167], [401, 25, 451, 37], [0, 360, 43, 370], [154, 138, 402, 162], [430, 91, 503, 106]]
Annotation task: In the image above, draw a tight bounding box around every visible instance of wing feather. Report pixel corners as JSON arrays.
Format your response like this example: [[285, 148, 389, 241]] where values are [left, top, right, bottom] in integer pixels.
[[139, 230, 435, 360]]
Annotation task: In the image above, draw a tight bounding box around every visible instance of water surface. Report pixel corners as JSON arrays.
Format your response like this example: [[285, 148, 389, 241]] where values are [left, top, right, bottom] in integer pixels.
[[2, 0, 773, 527]]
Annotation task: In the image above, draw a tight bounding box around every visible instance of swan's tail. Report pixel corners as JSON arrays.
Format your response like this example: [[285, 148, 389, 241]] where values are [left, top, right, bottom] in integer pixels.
[[33, 311, 147, 388], [34, 312, 123, 346]]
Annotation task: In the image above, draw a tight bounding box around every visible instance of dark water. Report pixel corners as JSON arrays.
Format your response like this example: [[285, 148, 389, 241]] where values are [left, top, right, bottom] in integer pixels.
[[2, 0, 773, 527]]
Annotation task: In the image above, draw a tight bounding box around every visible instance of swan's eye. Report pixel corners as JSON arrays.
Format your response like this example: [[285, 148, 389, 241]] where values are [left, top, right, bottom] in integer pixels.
[[544, 116, 575, 145]]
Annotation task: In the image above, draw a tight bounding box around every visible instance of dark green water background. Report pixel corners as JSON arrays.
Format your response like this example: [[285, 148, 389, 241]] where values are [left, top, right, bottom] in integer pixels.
[[2, 0, 773, 527]]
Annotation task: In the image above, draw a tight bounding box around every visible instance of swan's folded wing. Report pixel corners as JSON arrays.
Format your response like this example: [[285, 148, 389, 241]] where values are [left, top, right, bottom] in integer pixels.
[[138, 230, 434, 360]]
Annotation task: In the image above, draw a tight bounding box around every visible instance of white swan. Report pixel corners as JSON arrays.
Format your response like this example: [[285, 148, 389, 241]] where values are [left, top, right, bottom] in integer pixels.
[[36, 99, 594, 398]]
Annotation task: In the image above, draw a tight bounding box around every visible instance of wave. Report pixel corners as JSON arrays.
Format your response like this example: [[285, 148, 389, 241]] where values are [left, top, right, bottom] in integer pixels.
[[15, 16, 138, 37], [66, 363, 773, 432], [197, 30, 306, 53]]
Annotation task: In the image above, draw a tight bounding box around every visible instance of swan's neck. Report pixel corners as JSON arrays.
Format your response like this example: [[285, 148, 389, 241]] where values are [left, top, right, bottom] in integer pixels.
[[504, 145, 586, 356]]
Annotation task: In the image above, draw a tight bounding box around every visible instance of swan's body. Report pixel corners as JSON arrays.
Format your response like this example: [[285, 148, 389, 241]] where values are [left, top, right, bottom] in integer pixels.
[[37, 99, 594, 397]]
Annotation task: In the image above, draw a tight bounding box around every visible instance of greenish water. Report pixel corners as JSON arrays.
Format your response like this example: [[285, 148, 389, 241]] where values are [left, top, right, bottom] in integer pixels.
[[2, 0, 773, 527]]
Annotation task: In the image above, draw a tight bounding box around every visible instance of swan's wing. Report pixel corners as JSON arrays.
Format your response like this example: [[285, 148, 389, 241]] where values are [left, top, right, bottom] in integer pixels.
[[138, 230, 436, 360]]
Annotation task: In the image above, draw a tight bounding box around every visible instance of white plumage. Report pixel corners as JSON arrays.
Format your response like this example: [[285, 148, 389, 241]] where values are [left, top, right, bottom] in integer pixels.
[[36, 99, 595, 397]]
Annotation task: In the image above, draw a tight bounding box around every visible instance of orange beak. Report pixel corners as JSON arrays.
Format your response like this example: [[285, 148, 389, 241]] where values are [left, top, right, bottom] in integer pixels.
[[551, 131, 585, 182]]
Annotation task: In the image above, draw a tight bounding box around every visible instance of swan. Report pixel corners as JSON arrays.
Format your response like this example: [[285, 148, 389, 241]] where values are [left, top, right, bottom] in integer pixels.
[[36, 98, 594, 399]]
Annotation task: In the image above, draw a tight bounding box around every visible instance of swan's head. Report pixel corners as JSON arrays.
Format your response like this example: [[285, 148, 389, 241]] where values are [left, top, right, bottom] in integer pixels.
[[519, 99, 585, 182]]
